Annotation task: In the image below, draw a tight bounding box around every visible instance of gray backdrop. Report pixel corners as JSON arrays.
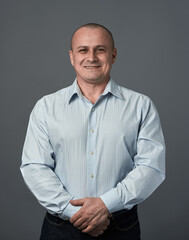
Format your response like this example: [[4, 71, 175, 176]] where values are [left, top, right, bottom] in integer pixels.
[[1, 0, 189, 239]]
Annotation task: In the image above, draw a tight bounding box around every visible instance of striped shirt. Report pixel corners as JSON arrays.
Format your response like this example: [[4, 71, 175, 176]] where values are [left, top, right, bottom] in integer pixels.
[[21, 78, 165, 220]]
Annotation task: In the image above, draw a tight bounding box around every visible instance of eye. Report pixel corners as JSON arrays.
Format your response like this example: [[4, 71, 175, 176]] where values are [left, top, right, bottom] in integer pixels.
[[79, 49, 87, 53], [96, 48, 105, 53]]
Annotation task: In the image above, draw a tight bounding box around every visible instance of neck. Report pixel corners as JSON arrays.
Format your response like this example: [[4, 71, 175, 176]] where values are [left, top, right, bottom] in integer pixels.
[[77, 78, 109, 104]]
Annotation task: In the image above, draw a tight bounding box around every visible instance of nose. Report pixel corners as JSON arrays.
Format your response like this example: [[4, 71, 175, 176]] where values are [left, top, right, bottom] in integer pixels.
[[87, 50, 97, 62]]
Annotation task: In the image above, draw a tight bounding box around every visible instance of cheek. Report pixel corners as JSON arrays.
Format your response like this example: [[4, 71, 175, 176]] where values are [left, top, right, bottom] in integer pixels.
[[74, 56, 85, 65], [103, 55, 113, 65], [104, 59, 113, 69]]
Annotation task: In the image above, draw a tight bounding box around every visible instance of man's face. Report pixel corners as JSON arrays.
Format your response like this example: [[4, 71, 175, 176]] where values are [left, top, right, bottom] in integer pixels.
[[69, 27, 117, 85]]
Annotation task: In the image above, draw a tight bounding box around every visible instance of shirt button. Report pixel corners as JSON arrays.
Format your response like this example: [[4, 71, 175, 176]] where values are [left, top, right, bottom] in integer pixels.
[[90, 151, 94, 155], [90, 174, 94, 178], [90, 129, 94, 133], [92, 108, 95, 112]]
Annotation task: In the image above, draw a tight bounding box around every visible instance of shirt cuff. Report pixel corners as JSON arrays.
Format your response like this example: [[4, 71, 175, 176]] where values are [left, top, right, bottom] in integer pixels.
[[60, 198, 81, 220], [100, 188, 124, 213]]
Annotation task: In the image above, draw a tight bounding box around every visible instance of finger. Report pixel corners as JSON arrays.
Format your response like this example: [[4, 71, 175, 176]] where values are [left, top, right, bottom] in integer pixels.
[[82, 225, 94, 233], [101, 224, 108, 231], [89, 232, 99, 237], [88, 229, 99, 237], [82, 215, 108, 233], [73, 218, 88, 228], [89, 228, 104, 237], [70, 198, 85, 206], [105, 218, 110, 226], [77, 222, 88, 230], [70, 211, 83, 224], [97, 230, 104, 236], [95, 223, 107, 232]]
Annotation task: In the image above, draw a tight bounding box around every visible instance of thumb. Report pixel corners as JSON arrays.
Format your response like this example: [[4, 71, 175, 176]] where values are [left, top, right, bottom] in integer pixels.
[[70, 198, 85, 206]]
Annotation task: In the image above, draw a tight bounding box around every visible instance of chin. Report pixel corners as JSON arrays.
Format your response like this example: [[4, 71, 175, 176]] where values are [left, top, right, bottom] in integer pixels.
[[85, 78, 107, 84]]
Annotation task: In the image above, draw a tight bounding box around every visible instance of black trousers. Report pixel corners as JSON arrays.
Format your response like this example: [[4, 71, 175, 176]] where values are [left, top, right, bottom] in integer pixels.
[[40, 205, 141, 240]]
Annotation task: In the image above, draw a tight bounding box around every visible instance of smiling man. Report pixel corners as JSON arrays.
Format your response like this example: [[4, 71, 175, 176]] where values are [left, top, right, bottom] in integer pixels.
[[21, 23, 165, 240], [70, 26, 116, 85]]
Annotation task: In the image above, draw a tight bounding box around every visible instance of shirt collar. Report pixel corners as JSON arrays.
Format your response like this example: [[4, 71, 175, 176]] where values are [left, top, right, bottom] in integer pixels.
[[68, 79, 83, 104], [68, 78, 124, 104], [102, 78, 124, 100]]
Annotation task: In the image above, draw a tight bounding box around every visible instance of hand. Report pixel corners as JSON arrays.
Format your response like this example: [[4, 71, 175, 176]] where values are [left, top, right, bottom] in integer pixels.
[[70, 197, 111, 234], [88, 217, 110, 237]]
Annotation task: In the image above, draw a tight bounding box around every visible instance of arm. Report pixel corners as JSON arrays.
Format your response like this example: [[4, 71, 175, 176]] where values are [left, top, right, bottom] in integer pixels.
[[20, 99, 80, 220], [100, 97, 166, 213]]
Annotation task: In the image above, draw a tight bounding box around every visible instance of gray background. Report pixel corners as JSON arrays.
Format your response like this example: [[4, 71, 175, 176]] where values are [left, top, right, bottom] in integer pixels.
[[1, 0, 189, 239]]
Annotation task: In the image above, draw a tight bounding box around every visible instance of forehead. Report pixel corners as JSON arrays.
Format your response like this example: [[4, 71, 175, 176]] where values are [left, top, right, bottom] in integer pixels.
[[72, 27, 112, 49]]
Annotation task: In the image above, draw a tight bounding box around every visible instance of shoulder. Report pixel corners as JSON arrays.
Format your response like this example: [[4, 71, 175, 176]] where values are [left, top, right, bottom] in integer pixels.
[[116, 83, 158, 120], [31, 84, 72, 115], [117, 84, 152, 106]]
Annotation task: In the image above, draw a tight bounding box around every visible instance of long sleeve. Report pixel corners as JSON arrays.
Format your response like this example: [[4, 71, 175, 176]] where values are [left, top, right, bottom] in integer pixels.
[[20, 99, 80, 220], [100, 97, 166, 213], [21, 79, 166, 217]]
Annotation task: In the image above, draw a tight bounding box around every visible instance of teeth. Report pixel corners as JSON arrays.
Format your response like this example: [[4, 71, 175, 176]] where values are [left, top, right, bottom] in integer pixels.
[[85, 66, 99, 69]]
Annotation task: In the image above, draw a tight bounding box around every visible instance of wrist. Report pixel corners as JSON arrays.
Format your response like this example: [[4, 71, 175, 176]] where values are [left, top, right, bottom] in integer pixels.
[[98, 197, 109, 216]]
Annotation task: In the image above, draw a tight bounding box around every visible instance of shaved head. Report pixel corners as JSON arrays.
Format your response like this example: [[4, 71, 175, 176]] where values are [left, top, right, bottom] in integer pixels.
[[69, 23, 117, 85], [71, 23, 115, 50]]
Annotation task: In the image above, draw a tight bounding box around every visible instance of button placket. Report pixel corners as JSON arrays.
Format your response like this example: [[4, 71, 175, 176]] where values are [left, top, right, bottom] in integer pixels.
[[87, 106, 97, 197]]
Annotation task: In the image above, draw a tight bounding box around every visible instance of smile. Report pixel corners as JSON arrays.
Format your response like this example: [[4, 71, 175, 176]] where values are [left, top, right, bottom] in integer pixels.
[[84, 66, 101, 69]]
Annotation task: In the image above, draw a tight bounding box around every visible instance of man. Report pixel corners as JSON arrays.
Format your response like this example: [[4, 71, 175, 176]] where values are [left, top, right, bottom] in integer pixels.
[[21, 23, 165, 239]]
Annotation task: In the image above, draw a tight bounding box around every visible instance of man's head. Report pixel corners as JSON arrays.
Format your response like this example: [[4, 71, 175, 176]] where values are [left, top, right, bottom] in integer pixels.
[[70, 23, 115, 50], [69, 23, 117, 85]]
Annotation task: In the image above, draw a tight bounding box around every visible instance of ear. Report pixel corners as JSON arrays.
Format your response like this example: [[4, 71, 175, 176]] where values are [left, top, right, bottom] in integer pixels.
[[69, 50, 74, 66], [112, 48, 117, 64]]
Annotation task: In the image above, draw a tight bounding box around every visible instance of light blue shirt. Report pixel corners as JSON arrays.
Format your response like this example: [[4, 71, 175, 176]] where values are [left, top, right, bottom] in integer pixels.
[[21, 78, 165, 220]]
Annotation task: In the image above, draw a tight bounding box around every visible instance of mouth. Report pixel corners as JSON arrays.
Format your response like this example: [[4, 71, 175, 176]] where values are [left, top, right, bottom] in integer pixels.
[[84, 66, 101, 69]]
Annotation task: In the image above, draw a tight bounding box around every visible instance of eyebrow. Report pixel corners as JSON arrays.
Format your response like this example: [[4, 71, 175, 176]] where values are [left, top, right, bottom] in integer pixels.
[[76, 45, 107, 50], [77, 46, 88, 50]]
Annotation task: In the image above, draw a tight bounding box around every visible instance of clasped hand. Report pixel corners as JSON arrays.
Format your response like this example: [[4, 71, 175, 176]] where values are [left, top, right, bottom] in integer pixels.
[[70, 197, 111, 237]]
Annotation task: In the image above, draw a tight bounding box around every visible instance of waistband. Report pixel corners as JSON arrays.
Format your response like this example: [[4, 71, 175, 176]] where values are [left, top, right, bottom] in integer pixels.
[[46, 205, 137, 222]]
